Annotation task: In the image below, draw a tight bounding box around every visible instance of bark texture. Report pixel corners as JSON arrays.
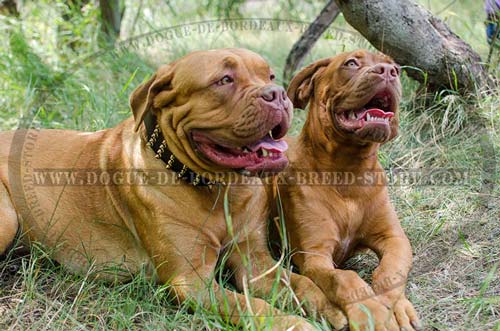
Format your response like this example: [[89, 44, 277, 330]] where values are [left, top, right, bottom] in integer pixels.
[[335, 0, 489, 92], [99, 0, 122, 43]]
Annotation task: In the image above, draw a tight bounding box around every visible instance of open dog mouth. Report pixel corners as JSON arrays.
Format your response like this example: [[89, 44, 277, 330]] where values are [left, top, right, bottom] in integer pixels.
[[191, 126, 289, 176], [335, 90, 395, 132]]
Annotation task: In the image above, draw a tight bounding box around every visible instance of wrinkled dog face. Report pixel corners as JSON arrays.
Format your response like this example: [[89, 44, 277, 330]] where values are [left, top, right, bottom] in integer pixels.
[[288, 50, 402, 144], [131, 48, 293, 175]]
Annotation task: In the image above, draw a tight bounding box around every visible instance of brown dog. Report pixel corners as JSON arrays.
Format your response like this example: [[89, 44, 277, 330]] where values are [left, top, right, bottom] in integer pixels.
[[275, 50, 421, 331], [0, 48, 347, 330]]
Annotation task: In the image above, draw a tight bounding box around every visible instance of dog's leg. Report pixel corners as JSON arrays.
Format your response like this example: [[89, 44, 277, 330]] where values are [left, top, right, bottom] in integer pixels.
[[148, 231, 315, 331], [0, 182, 18, 255], [227, 228, 348, 330], [299, 253, 400, 331], [173, 277, 314, 331], [365, 219, 421, 331]]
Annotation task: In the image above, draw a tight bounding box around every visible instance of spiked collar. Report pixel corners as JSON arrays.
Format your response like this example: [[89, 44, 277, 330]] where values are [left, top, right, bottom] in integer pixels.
[[143, 112, 214, 186]]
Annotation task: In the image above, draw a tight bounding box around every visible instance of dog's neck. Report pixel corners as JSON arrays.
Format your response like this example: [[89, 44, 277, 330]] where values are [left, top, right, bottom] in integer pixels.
[[143, 112, 214, 186], [298, 102, 381, 172]]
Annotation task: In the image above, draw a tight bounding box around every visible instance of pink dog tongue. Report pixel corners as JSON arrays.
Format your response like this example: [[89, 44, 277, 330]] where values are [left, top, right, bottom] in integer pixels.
[[366, 108, 394, 118], [247, 135, 288, 152]]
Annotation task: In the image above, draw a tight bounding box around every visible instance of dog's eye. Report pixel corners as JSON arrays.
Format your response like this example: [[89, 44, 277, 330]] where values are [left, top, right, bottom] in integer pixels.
[[345, 59, 359, 68], [217, 75, 234, 86], [270, 74, 275, 81]]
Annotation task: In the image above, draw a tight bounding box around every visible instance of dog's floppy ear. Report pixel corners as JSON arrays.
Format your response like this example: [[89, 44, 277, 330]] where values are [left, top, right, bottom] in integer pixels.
[[287, 58, 331, 110], [130, 64, 175, 132]]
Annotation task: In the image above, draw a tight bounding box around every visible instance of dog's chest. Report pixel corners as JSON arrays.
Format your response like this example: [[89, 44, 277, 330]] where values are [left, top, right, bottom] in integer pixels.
[[327, 197, 367, 263], [152, 184, 267, 247], [219, 185, 268, 243], [329, 195, 365, 230]]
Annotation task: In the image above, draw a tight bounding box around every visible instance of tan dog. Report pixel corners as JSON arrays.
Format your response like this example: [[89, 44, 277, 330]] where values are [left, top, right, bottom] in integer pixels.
[[0, 48, 347, 330], [275, 50, 421, 331]]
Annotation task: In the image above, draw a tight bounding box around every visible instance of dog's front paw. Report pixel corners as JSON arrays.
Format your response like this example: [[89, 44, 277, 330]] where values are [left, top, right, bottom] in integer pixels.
[[323, 306, 348, 330], [388, 297, 421, 331], [345, 298, 399, 331], [375, 293, 421, 331]]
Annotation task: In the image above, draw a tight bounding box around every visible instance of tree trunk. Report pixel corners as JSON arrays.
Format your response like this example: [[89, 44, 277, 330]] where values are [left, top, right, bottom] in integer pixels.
[[0, 0, 19, 16], [335, 0, 490, 93], [99, 0, 122, 44], [283, 0, 340, 85]]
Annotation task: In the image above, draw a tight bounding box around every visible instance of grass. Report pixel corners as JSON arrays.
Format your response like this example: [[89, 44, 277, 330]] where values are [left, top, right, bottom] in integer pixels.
[[1, 0, 500, 330]]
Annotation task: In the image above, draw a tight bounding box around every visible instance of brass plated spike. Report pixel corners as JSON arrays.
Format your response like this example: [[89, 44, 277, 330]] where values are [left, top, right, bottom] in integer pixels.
[[166, 155, 175, 169], [177, 165, 187, 178], [155, 140, 166, 159], [147, 124, 160, 147], [192, 174, 201, 186]]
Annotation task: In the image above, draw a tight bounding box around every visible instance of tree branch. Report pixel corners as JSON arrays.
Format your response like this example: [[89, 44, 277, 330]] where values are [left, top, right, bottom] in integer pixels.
[[283, 0, 340, 85], [335, 0, 490, 93]]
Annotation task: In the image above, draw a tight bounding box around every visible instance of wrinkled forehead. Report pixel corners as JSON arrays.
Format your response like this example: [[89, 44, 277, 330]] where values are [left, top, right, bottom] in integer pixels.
[[343, 50, 396, 66], [171, 48, 271, 88]]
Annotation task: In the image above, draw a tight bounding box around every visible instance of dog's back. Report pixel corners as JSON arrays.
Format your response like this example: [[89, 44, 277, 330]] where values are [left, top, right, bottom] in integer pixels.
[[0, 123, 152, 279]]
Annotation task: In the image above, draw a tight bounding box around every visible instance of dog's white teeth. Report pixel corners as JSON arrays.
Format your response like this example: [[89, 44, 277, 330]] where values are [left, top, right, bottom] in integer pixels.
[[367, 116, 390, 122], [349, 111, 356, 120], [260, 149, 278, 158], [243, 147, 251, 153], [269, 130, 274, 140], [365, 114, 390, 122]]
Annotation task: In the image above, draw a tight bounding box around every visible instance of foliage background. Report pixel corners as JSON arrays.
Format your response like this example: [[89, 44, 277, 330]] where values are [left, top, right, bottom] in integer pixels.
[[0, 0, 499, 330]]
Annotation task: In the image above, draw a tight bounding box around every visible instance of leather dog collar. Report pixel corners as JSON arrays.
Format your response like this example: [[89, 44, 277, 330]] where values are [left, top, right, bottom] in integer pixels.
[[143, 112, 214, 186]]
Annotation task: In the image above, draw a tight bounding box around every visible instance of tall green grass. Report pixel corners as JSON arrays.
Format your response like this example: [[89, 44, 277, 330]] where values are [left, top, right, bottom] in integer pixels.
[[1, 1, 499, 330]]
